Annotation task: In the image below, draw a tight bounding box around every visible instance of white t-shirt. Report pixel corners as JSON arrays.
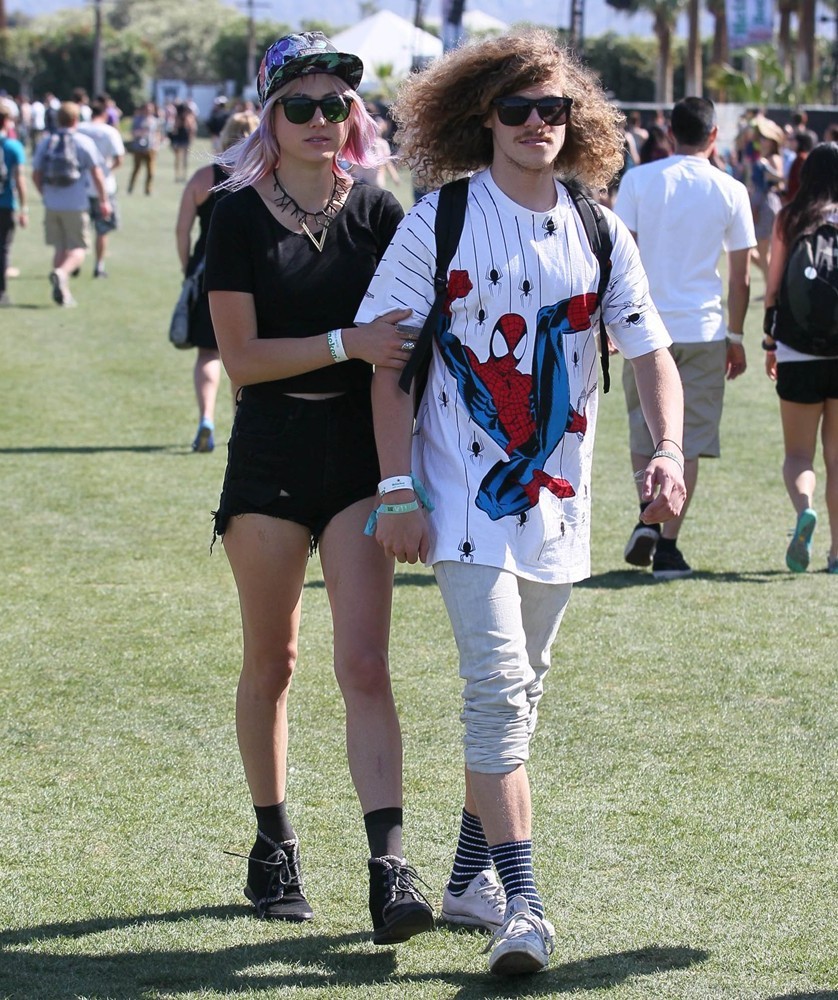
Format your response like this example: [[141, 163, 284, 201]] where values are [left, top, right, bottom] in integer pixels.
[[614, 154, 756, 343], [356, 169, 670, 583], [77, 120, 125, 195]]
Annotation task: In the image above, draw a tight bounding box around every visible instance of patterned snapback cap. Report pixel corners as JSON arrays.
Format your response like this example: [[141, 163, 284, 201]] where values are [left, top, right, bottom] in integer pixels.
[[257, 31, 364, 105]]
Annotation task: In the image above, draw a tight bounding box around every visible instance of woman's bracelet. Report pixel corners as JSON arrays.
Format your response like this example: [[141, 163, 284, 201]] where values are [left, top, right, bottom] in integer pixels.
[[326, 328, 347, 364], [364, 500, 419, 536], [378, 475, 414, 496], [651, 449, 684, 473], [762, 338, 777, 352]]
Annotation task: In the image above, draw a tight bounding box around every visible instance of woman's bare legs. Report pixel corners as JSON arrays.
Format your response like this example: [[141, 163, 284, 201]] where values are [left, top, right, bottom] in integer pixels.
[[780, 398, 822, 514], [223, 514, 310, 808], [319, 497, 402, 816]]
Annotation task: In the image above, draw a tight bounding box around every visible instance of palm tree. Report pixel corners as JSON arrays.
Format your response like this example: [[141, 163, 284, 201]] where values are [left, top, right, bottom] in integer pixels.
[[605, 0, 687, 101]]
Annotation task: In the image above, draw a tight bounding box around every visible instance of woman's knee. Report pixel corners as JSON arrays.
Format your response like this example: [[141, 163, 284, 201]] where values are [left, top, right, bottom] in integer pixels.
[[240, 647, 297, 700], [335, 647, 391, 700]]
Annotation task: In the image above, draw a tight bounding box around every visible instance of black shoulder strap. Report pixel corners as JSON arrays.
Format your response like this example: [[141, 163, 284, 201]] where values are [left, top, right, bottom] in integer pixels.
[[398, 177, 469, 398], [566, 186, 614, 394]]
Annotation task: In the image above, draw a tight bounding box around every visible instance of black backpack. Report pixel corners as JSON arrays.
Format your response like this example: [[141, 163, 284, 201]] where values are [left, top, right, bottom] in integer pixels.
[[399, 177, 614, 405], [775, 222, 838, 356], [41, 130, 82, 187]]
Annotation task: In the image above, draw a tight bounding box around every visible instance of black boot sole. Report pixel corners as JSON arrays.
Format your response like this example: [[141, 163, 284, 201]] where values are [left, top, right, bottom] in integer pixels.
[[244, 885, 314, 921], [372, 904, 434, 944]]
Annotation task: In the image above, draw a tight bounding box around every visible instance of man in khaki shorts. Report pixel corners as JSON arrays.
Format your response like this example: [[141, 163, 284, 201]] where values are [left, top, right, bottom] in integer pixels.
[[614, 97, 756, 578], [32, 101, 111, 306]]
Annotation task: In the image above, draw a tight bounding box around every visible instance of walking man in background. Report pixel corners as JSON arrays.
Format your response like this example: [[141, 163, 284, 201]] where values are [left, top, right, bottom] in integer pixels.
[[614, 96, 756, 578], [32, 101, 111, 307], [78, 98, 125, 277]]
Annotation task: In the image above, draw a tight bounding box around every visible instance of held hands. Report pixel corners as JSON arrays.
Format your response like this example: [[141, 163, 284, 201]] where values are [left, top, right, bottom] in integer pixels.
[[344, 308, 416, 370], [374, 489, 429, 564]]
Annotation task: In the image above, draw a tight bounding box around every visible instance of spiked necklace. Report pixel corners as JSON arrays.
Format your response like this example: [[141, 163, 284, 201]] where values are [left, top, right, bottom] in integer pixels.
[[272, 171, 344, 252]]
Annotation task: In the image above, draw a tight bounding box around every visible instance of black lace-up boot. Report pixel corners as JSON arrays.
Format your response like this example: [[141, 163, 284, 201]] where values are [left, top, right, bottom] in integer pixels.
[[244, 831, 313, 921], [368, 855, 434, 944]]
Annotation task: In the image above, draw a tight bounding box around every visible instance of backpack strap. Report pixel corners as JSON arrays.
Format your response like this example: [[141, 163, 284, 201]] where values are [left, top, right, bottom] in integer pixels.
[[398, 176, 469, 400], [565, 185, 614, 393]]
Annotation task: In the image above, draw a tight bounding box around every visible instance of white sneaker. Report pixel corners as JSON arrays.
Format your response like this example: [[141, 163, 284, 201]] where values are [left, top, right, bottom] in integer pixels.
[[441, 869, 506, 929], [485, 895, 555, 976]]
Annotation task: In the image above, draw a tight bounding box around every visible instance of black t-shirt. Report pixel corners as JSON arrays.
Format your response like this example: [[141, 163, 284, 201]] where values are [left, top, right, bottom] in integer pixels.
[[204, 181, 404, 395]]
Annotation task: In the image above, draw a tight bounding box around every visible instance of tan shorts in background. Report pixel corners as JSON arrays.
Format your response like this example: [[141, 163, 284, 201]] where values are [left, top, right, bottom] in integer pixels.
[[44, 209, 91, 253], [623, 340, 726, 460]]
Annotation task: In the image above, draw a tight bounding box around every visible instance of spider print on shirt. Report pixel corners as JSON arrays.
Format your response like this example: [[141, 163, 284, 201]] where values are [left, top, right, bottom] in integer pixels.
[[433, 270, 600, 521]]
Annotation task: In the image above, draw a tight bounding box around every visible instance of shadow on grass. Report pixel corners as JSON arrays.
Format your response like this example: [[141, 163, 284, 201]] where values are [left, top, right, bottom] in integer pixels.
[[305, 572, 437, 591], [579, 568, 790, 589], [766, 994, 838, 999], [0, 909, 708, 999]]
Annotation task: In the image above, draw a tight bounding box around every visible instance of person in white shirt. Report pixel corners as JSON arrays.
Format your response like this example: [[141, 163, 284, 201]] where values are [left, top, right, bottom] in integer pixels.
[[358, 29, 686, 976], [78, 99, 125, 277], [614, 96, 756, 578]]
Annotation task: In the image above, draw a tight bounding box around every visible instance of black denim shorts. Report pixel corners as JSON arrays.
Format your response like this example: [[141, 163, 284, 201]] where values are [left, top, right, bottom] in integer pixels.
[[213, 389, 380, 551], [776, 359, 838, 404]]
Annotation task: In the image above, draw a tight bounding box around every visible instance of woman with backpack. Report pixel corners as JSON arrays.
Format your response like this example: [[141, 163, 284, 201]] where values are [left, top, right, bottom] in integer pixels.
[[763, 142, 838, 575]]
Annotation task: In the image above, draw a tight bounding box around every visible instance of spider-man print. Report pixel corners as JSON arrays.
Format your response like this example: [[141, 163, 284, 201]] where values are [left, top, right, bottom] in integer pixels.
[[435, 277, 598, 521]]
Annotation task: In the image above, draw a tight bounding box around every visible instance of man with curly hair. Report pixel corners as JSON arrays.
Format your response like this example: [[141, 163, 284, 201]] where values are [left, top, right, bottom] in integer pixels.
[[355, 30, 687, 975]]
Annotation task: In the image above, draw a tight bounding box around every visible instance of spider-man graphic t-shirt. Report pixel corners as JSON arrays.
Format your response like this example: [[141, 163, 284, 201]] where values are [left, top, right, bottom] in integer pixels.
[[356, 170, 670, 584]]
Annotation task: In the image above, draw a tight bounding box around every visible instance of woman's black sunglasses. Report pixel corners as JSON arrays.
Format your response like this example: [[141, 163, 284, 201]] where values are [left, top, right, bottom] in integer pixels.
[[277, 94, 353, 125], [491, 96, 573, 127]]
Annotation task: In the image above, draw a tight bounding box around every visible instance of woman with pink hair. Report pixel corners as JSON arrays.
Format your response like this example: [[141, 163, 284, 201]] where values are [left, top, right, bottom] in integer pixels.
[[204, 32, 433, 941]]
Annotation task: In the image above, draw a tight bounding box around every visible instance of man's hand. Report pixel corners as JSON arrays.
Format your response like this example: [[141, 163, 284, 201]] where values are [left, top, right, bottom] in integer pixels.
[[639, 456, 687, 523], [725, 342, 746, 380]]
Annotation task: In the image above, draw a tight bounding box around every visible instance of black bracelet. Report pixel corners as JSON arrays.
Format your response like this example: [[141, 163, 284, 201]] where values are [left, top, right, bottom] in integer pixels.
[[762, 338, 777, 352], [655, 438, 684, 455]]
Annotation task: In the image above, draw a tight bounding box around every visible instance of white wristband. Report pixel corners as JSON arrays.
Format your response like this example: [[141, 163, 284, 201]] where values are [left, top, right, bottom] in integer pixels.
[[378, 475, 414, 496], [327, 328, 348, 363], [725, 329, 744, 345]]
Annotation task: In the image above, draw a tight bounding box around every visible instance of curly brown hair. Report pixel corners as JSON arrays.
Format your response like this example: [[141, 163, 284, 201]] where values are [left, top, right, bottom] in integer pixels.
[[391, 28, 625, 191]]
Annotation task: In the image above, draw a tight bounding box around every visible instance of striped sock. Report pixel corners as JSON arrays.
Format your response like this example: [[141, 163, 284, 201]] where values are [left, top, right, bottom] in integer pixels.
[[489, 839, 543, 918], [447, 809, 494, 896]]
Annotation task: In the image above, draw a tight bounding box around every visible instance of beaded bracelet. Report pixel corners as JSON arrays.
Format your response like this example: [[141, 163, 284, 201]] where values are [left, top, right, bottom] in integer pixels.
[[326, 329, 348, 363], [651, 449, 684, 473]]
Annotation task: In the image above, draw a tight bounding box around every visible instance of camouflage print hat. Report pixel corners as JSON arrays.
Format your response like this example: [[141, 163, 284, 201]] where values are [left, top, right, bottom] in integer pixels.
[[257, 31, 364, 106]]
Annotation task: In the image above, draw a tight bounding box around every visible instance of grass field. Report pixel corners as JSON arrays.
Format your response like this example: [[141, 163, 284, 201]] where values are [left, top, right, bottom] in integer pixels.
[[1, 141, 836, 1000]]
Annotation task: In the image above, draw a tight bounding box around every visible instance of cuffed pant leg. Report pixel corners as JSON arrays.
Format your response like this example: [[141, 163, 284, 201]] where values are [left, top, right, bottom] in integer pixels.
[[434, 561, 572, 774]]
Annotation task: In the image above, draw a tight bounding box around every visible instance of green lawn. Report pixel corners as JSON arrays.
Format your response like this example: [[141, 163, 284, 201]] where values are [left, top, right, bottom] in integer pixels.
[[1, 142, 836, 1000]]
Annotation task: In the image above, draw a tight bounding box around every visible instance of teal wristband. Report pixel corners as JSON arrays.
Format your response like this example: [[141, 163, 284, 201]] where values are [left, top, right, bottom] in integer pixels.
[[364, 500, 420, 536]]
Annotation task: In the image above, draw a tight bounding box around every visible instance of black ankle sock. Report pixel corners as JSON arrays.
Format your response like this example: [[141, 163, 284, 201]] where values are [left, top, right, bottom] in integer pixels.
[[254, 801, 295, 845], [656, 536, 677, 552], [364, 807, 404, 859]]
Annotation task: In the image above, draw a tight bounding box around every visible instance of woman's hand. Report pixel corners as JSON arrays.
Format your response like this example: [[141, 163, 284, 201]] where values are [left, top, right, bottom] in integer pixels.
[[344, 308, 417, 369], [764, 348, 778, 381]]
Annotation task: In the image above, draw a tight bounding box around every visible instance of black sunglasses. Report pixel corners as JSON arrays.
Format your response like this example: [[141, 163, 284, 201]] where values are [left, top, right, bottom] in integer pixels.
[[277, 94, 353, 125], [491, 96, 573, 127]]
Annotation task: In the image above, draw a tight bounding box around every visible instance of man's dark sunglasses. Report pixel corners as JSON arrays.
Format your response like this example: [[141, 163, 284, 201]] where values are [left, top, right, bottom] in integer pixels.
[[277, 94, 353, 125], [491, 96, 573, 127]]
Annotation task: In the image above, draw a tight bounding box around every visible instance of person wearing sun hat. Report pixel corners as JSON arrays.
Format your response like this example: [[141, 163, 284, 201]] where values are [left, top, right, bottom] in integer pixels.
[[203, 30, 434, 943]]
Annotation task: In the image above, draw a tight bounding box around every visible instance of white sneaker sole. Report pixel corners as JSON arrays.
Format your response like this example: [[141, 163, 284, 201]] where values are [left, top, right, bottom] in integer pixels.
[[489, 942, 548, 975]]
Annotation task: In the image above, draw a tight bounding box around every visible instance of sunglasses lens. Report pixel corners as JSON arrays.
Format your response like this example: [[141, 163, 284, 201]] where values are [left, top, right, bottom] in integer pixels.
[[537, 101, 570, 126], [495, 100, 530, 127], [321, 96, 351, 122], [283, 98, 317, 124]]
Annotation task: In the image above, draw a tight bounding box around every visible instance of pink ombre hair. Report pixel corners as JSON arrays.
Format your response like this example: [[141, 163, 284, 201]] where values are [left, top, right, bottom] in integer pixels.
[[216, 75, 383, 191]]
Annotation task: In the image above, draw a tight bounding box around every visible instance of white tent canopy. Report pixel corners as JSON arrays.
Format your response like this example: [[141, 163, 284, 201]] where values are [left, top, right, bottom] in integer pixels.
[[331, 10, 443, 91], [424, 8, 510, 33]]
